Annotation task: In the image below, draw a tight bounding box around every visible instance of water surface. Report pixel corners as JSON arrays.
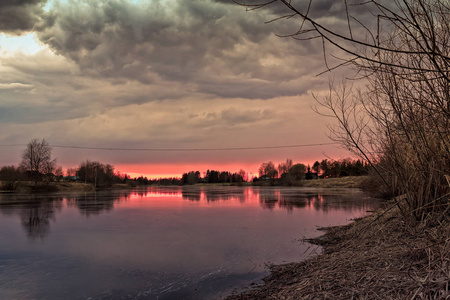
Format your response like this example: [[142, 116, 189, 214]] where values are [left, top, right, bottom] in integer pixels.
[[0, 186, 379, 299]]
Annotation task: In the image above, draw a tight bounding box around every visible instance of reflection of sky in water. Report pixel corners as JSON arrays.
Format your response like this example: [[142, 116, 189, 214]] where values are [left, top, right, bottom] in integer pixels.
[[0, 187, 379, 299]]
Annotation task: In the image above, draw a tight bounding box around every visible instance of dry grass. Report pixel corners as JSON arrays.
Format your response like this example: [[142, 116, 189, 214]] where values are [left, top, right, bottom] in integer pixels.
[[15, 181, 96, 193], [52, 182, 97, 192], [12, 182, 135, 193], [302, 176, 368, 188], [227, 206, 450, 299]]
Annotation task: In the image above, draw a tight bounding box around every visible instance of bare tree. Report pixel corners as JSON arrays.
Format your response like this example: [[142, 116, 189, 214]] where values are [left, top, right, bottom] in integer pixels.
[[76, 160, 117, 188], [238, 169, 247, 181], [0, 165, 22, 190], [278, 158, 293, 176], [54, 167, 64, 181], [289, 163, 306, 181], [259, 161, 277, 177], [66, 168, 77, 177], [235, 0, 450, 80], [237, 0, 450, 219], [20, 139, 56, 186]]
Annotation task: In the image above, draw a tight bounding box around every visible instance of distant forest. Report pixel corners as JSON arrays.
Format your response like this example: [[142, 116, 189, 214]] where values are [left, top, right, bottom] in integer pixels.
[[152, 158, 370, 186], [0, 139, 369, 190]]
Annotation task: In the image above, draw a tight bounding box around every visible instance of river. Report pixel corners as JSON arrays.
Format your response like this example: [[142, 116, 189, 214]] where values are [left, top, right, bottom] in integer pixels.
[[0, 186, 379, 299]]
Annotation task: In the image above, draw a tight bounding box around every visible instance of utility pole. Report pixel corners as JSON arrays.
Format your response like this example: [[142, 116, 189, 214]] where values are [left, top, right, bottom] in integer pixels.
[[94, 165, 97, 188], [30, 144, 36, 187]]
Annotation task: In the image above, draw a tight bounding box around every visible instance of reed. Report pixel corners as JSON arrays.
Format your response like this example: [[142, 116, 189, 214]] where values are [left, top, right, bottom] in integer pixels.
[[227, 206, 450, 299]]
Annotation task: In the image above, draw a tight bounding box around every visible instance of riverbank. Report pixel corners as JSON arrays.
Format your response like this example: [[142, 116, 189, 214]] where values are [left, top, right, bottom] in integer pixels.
[[12, 182, 132, 193], [3, 176, 369, 193], [226, 204, 449, 299], [188, 176, 368, 188], [250, 176, 368, 188], [301, 176, 367, 188]]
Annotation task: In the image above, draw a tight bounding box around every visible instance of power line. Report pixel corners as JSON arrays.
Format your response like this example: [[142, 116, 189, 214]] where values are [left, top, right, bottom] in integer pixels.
[[0, 142, 338, 152]]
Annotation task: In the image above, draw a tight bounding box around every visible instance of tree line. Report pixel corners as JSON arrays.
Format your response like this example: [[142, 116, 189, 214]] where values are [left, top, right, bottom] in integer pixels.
[[258, 158, 369, 180], [254, 158, 369, 186], [0, 139, 133, 190], [0, 139, 369, 190], [153, 158, 369, 186], [237, 0, 450, 220]]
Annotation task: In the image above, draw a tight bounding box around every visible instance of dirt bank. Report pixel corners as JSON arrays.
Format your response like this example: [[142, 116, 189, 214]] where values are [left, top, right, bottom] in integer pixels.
[[226, 205, 449, 299], [13, 182, 134, 193], [301, 176, 368, 188]]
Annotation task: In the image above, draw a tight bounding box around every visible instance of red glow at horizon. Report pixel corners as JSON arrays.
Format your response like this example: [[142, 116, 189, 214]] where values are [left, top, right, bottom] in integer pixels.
[[57, 143, 354, 180], [114, 156, 345, 180], [114, 162, 265, 180]]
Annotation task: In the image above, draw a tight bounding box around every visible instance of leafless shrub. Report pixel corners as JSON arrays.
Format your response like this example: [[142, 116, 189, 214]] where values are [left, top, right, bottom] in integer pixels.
[[236, 0, 450, 219]]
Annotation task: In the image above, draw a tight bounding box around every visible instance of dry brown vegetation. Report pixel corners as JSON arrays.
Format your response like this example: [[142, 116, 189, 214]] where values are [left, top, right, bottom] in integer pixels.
[[229, 1, 450, 298], [14, 181, 96, 193], [227, 205, 450, 299], [301, 176, 367, 189]]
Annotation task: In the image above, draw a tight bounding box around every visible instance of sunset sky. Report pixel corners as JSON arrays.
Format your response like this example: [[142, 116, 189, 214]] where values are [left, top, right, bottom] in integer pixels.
[[0, 0, 363, 178]]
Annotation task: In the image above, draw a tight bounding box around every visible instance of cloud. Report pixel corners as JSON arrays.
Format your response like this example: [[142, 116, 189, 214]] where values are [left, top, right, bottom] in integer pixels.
[[0, 0, 47, 33], [0, 0, 367, 172], [0, 48, 197, 123], [0, 94, 342, 168], [0, 0, 381, 98], [0, 1, 355, 130], [0, 83, 33, 90], [33, 0, 334, 100]]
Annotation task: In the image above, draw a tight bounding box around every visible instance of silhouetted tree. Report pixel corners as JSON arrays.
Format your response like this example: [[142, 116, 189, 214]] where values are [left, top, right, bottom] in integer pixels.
[[258, 161, 276, 178], [20, 139, 56, 186], [289, 163, 306, 181], [135, 176, 149, 185], [76, 160, 117, 188], [54, 166, 64, 182], [0, 165, 22, 190], [320, 159, 331, 178], [330, 161, 341, 178], [219, 171, 230, 183], [312, 161, 320, 175], [182, 171, 201, 185], [277, 158, 293, 176], [237, 0, 450, 217], [206, 170, 219, 183], [238, 169, 246, 182], [66, 168, 76, 177]]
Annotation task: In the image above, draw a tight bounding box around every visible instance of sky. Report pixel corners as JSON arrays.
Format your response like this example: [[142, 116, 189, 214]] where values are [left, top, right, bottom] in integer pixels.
[[0, 0, 368, 179]]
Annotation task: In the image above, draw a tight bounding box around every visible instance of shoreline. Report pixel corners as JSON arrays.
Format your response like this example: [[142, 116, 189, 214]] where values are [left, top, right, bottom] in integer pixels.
[[226, 204, 449, 299], [2, 176, 369, 194], [10, 182, 133, 193]]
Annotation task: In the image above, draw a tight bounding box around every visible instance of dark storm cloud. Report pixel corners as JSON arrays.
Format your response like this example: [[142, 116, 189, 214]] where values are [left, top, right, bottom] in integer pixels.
[[217, 0, 383, 42], [220, 107, 274, 126], [0, 0, 380, 126], [0, 0, 47, 33], [34, 0, 349, 100], [0, 104, 80, 124]]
